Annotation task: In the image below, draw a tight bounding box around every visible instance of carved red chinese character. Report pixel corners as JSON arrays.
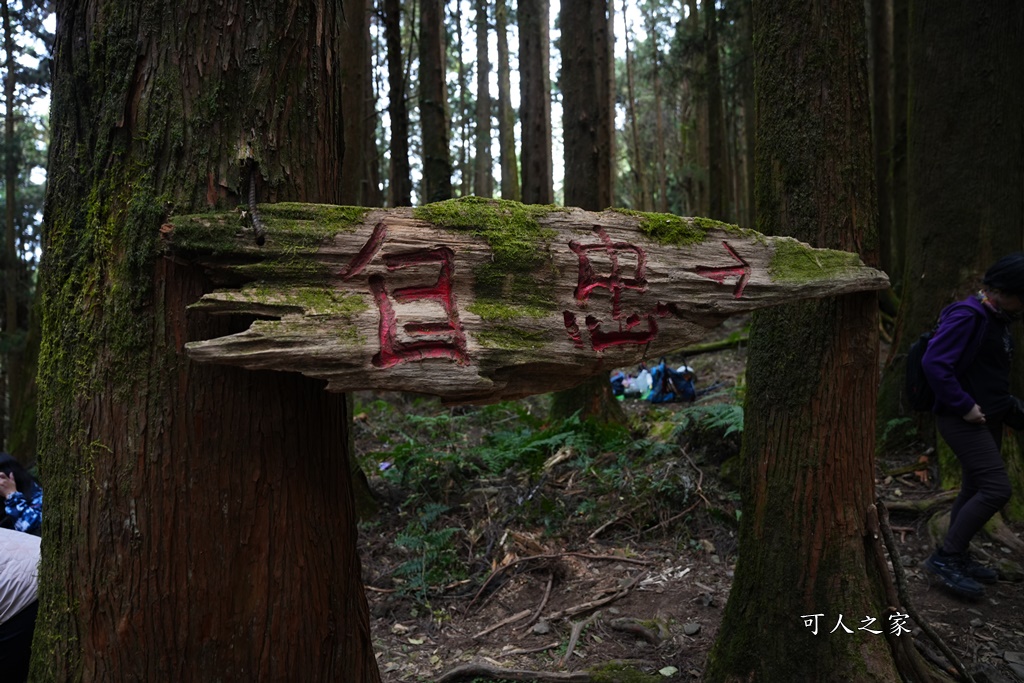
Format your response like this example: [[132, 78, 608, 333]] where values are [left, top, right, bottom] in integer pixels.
[[341, 223, 469, 368]]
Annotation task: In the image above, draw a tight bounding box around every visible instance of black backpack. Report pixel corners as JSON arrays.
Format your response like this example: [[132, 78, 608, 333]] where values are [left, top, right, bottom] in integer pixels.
[[904, 329, 936, 411]]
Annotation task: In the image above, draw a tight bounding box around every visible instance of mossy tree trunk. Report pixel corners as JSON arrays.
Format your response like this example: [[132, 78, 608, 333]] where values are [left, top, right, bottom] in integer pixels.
[[36, 1, 379, 680], [707, 0, 924, 679], [875, 2, 1024, 504]]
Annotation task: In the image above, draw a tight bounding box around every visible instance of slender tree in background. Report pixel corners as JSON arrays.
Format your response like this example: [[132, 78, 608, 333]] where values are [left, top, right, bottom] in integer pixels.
[[384, 0, 412, 206], [877, 2, 1024, 510], [706, 0, 932, 678], [623, 10, 651, 210], [561, 0, 613, 211], [36, 0, 380, 679], [704, 0, 725, 220], [473, 0, 492, 197], [342, 0, 371, 205], [419, 0, 452, 202], [553, 0, 623, 423], [870, 0, 893, 280], [740, 0, 755, 228], [889, 0, 907, 288], [1, 0, 49, 454], [495, 0, 519, 201], [647, 2, 669, 214], [519, 0, 553, 204]]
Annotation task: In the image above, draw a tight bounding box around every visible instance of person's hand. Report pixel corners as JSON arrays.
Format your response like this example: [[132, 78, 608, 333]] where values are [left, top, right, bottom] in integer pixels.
[[963, 404, 986, 424], [0, 472, 15, 499]]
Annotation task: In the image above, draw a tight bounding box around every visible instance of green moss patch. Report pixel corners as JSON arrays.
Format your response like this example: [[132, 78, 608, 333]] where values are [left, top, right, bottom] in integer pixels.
[[466, 301, 550, 321], [768, 239, 864, 282], [414, 196, 564, 309], [612, 209, 765, 248], [475, 326, 548, 350]]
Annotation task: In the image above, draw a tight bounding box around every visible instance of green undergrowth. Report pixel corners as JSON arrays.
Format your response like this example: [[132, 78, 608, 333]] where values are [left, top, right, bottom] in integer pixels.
[[354, 389, 745, 606]]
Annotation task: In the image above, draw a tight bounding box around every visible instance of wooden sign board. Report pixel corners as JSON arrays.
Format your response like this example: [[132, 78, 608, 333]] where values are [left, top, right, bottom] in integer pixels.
[[166, 197, 888, 403]]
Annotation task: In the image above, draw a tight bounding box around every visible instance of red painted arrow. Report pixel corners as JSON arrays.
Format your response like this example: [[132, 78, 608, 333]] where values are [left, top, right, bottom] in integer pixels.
[[694, 241, 751, 298]]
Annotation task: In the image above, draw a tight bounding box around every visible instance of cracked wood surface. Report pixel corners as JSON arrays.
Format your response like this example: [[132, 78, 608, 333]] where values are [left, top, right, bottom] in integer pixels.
[[165, 199, 888, 403]]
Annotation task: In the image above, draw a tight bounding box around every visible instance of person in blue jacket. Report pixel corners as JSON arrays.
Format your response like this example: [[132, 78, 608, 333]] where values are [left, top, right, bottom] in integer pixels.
[[920, 253, 1024, 598], [0, 454, 42, 536]]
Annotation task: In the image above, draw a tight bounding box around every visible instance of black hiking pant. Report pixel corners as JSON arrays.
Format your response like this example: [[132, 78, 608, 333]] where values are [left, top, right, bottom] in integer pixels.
[[0, 600, 37, 683], [936, 415, 1013, 554]]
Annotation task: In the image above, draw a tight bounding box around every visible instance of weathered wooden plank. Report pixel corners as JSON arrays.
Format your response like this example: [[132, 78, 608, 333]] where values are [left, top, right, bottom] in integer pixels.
[[165, 197, 887, 402]]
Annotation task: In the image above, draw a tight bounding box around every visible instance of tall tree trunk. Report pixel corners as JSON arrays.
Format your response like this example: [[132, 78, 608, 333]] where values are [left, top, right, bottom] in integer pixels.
[[36, 1, 380, 680], [495, 0, 520, 201], [561, 0, 613, 211], [741, 0, 755, 228], [704, 0, 725, 221], [1, 0, 17, 448], [556, 0, 622, 423], [649, 9, 669, 214], [519, 0, 553, 204], [455, 0, 471, 197], [623, 9, 651, 210], [890, 0, 908, 288], [687, 0, 708, 215], [871, 0, 893, 278], [473, 0, 493, 197], [342, 0, 371, 206], [384, 0, 413, 206], [706, 0, 926, 679], [419, 0, 452, 202]]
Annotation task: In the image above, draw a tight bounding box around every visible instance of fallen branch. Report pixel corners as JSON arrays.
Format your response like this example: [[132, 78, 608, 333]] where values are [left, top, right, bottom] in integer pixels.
[[865, 504, 941, 683], [626, 501, 701, 541], [560, 611, 601, 667], [434, 662, 593, 683], [505, 641, 561, 656], [607, 617, 665, 646], [877, 501, 975, 683], [521, 573, 555, 631], [677, 334, 748, 357], [881, 490, 957, 513], [473, 609, 533, 640], [467, 553, 651, 612], [545, 572, 646, 621]]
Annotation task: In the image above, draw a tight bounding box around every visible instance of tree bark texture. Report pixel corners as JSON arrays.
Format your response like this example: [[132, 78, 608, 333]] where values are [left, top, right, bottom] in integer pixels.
[[340, 0, 371, 206], [889, 0, 907, 289], [36, 1, 379, 680], [473, 0, 493, 197], [169, 200, 887, 405], [706, 0, 908, 679], [518, 0, 553, 205], [704, 0, 725, 221], [419, 0, 453, 202], [871, 0, 893, 279], [741, 0, 755, 229], [876, 2, 1024, 438], [495, 0, 520, 201], [561, 0, 612, 212], [384, 0, 413, 206]]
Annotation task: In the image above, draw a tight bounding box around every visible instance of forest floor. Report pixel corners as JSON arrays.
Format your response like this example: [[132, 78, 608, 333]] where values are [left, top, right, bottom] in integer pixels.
[[354, 315, 1024, 683]]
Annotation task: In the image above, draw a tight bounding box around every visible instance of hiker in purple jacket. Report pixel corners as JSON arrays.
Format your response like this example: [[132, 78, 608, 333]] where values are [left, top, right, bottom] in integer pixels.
[[921, 253, 1024, 598]]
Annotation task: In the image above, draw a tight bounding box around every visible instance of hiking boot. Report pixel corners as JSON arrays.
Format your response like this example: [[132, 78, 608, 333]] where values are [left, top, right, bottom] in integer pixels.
[[962, 551, 999, 584], [924, 550, 985, 599]]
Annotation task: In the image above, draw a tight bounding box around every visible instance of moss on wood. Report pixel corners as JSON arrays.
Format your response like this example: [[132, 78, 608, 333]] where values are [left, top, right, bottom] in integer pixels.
[[768, 239, 865, 283], [414, 196, 563, 310]]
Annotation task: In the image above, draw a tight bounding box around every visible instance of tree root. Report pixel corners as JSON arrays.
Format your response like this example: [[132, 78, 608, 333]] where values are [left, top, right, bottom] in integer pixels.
[[876, 500, 973, 683], [433, 662, 593, 682]]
